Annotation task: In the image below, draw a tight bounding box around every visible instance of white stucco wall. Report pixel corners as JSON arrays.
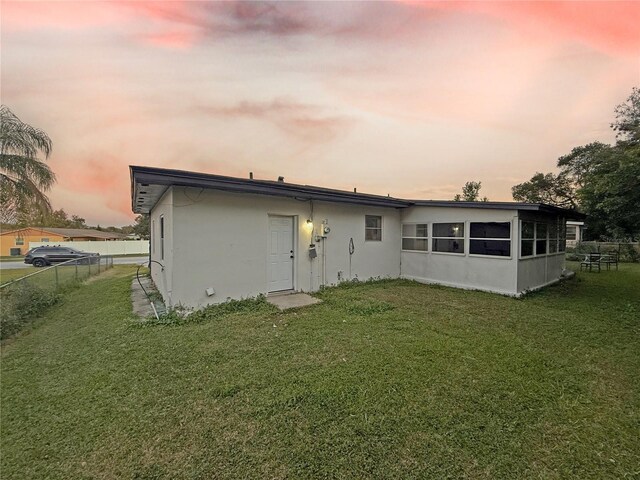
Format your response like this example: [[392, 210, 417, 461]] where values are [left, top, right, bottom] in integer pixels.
[[400, 206, 519, 295], [147, 187, 571, 306], [517, 254, 565, 292], [156, 187, 401, 307], [149, 187, 174, 305]]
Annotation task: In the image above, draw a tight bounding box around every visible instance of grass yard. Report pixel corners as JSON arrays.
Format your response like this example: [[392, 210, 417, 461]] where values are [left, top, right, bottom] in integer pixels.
[[0, 268, 31, 285], [1, 264, 639, 479]]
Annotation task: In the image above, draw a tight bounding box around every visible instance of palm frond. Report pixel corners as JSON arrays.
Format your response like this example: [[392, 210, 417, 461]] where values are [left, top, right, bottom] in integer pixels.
[[0, 105, 52, 158], [0, 154, 56, 190]]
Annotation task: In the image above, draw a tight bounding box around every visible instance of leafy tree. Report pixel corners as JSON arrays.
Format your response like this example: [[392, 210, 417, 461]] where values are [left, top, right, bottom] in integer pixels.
[[16, 206, 87, 229], [577, 143, 640, 240], [512, 87, 640, 240], [132, 214, 150, 239], [0, 106, 55, 224], [453, 181, 487, 201], [611, 86, 639, 144], [557, 142, 612, 189], [512, 172, 577, 208]]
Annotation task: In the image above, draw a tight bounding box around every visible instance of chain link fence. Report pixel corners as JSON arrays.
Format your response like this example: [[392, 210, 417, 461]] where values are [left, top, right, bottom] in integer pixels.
[[0, 256, 114, 339]]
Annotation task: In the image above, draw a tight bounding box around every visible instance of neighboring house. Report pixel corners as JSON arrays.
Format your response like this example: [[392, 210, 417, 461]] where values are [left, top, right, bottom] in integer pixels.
[[0, 227, 126, 256], [131, 166, 585, 308], [566, 221, 584, 247]]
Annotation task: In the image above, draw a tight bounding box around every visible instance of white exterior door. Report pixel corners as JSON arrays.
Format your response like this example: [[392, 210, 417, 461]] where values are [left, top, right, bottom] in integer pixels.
[[268, 216, 294, 292]]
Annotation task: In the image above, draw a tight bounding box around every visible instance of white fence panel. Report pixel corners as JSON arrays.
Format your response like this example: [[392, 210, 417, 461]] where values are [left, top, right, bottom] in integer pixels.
[[29, 240, 149, 255]]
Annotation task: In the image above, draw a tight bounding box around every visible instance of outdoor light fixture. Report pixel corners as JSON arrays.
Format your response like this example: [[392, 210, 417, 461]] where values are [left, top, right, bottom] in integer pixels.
[[306, 219, 313, 229]]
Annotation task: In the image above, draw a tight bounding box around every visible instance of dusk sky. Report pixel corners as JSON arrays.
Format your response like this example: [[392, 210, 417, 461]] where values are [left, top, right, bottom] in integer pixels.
[[2, 1, 639, 226]]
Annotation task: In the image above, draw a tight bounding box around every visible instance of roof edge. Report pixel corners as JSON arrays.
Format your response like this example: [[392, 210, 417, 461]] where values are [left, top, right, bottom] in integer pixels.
[[130, 165, 587, 219]]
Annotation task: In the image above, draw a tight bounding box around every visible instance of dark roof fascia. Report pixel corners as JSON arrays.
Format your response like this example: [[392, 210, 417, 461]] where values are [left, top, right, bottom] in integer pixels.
[[130, 166, 587, 220], [131, 166, 411, 209]]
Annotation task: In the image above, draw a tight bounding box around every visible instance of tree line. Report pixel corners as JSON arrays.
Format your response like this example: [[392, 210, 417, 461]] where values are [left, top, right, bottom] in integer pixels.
[[453, 87, 639, 241]]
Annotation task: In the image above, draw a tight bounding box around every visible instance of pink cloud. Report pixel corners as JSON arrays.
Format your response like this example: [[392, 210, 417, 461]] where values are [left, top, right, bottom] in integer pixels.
[[197, 99, 355, 143], [1, 1, 127, 31], [137, 31, 199, 50], [399, 1, 640, 56]]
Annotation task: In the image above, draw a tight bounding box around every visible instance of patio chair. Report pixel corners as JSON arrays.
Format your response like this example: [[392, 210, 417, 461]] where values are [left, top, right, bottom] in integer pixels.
[[580, 253, 601, 273], [600, 252, 619, 271]]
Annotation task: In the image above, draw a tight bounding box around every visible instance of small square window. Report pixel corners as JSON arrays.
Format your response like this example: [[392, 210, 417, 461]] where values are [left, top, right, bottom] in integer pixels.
[[365, 215, 382, 241]]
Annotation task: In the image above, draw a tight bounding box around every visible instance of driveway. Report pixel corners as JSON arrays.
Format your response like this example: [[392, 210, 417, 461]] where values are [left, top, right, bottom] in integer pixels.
[[0, 256, 149, 270]]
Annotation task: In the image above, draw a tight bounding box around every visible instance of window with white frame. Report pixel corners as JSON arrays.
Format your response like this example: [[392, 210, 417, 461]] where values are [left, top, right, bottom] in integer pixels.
[[365, 215, 382, 241], [535, 223, 548, 255], [566, 225, 577, 241], [432, 222, 464, 254], [402, 223, 428, 251], [41, 238, 49, 242], [159, 215, 165, 260], [469, 222, 511, 257], [520, 221, 535, 257], [15, 237, 24, 246]]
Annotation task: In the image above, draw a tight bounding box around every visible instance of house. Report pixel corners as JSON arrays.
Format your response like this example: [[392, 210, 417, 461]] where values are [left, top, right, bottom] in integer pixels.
[[566, 221, 584, 246], [0, 227, 126, 256], [130, 166, 585, 308]]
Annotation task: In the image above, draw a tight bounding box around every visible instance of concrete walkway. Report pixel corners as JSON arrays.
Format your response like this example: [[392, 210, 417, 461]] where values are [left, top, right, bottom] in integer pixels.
[[131, 276, 166, 318], [267, 292, 321, 310]]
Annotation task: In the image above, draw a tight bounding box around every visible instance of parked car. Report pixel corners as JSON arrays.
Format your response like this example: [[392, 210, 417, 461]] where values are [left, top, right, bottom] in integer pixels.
[[24, 246, 100, 267]]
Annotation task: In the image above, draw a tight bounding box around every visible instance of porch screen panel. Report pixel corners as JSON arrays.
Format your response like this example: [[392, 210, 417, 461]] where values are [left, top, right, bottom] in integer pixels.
[[520, 221, 534, 257], [469, 222, 511, 257]]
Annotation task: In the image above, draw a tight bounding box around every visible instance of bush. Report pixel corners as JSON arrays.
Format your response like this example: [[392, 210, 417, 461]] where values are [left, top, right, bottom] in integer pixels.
[[0, 283, 59, 340]]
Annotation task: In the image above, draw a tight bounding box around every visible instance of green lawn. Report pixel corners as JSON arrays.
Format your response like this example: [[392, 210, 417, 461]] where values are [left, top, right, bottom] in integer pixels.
[[1, 265, 639, 479], [0, 256, 24, 262], [0, 267, 31, 285]]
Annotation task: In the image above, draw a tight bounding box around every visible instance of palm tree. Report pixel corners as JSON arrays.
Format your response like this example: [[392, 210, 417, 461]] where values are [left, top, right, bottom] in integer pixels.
[[0, 105, 56, 224]]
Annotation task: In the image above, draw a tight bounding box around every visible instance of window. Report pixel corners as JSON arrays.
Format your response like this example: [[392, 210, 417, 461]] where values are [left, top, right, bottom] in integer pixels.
[[402, 223, 428, 251], [159, 215, 165, 260], [536, 223, 548, 255], [41, 238, 49, 242], [469, 222, 511, 257], [520, 221, 535, 257], [521, 220, 564, 257], [365, 215, 382, 241], [566, 225, 576, 241], [559, 220, 567, 252], [151, 220, 155, 254], [432, 222, 464, 254], [15, 237, 24, 246], [548, 222, 558, 253]]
